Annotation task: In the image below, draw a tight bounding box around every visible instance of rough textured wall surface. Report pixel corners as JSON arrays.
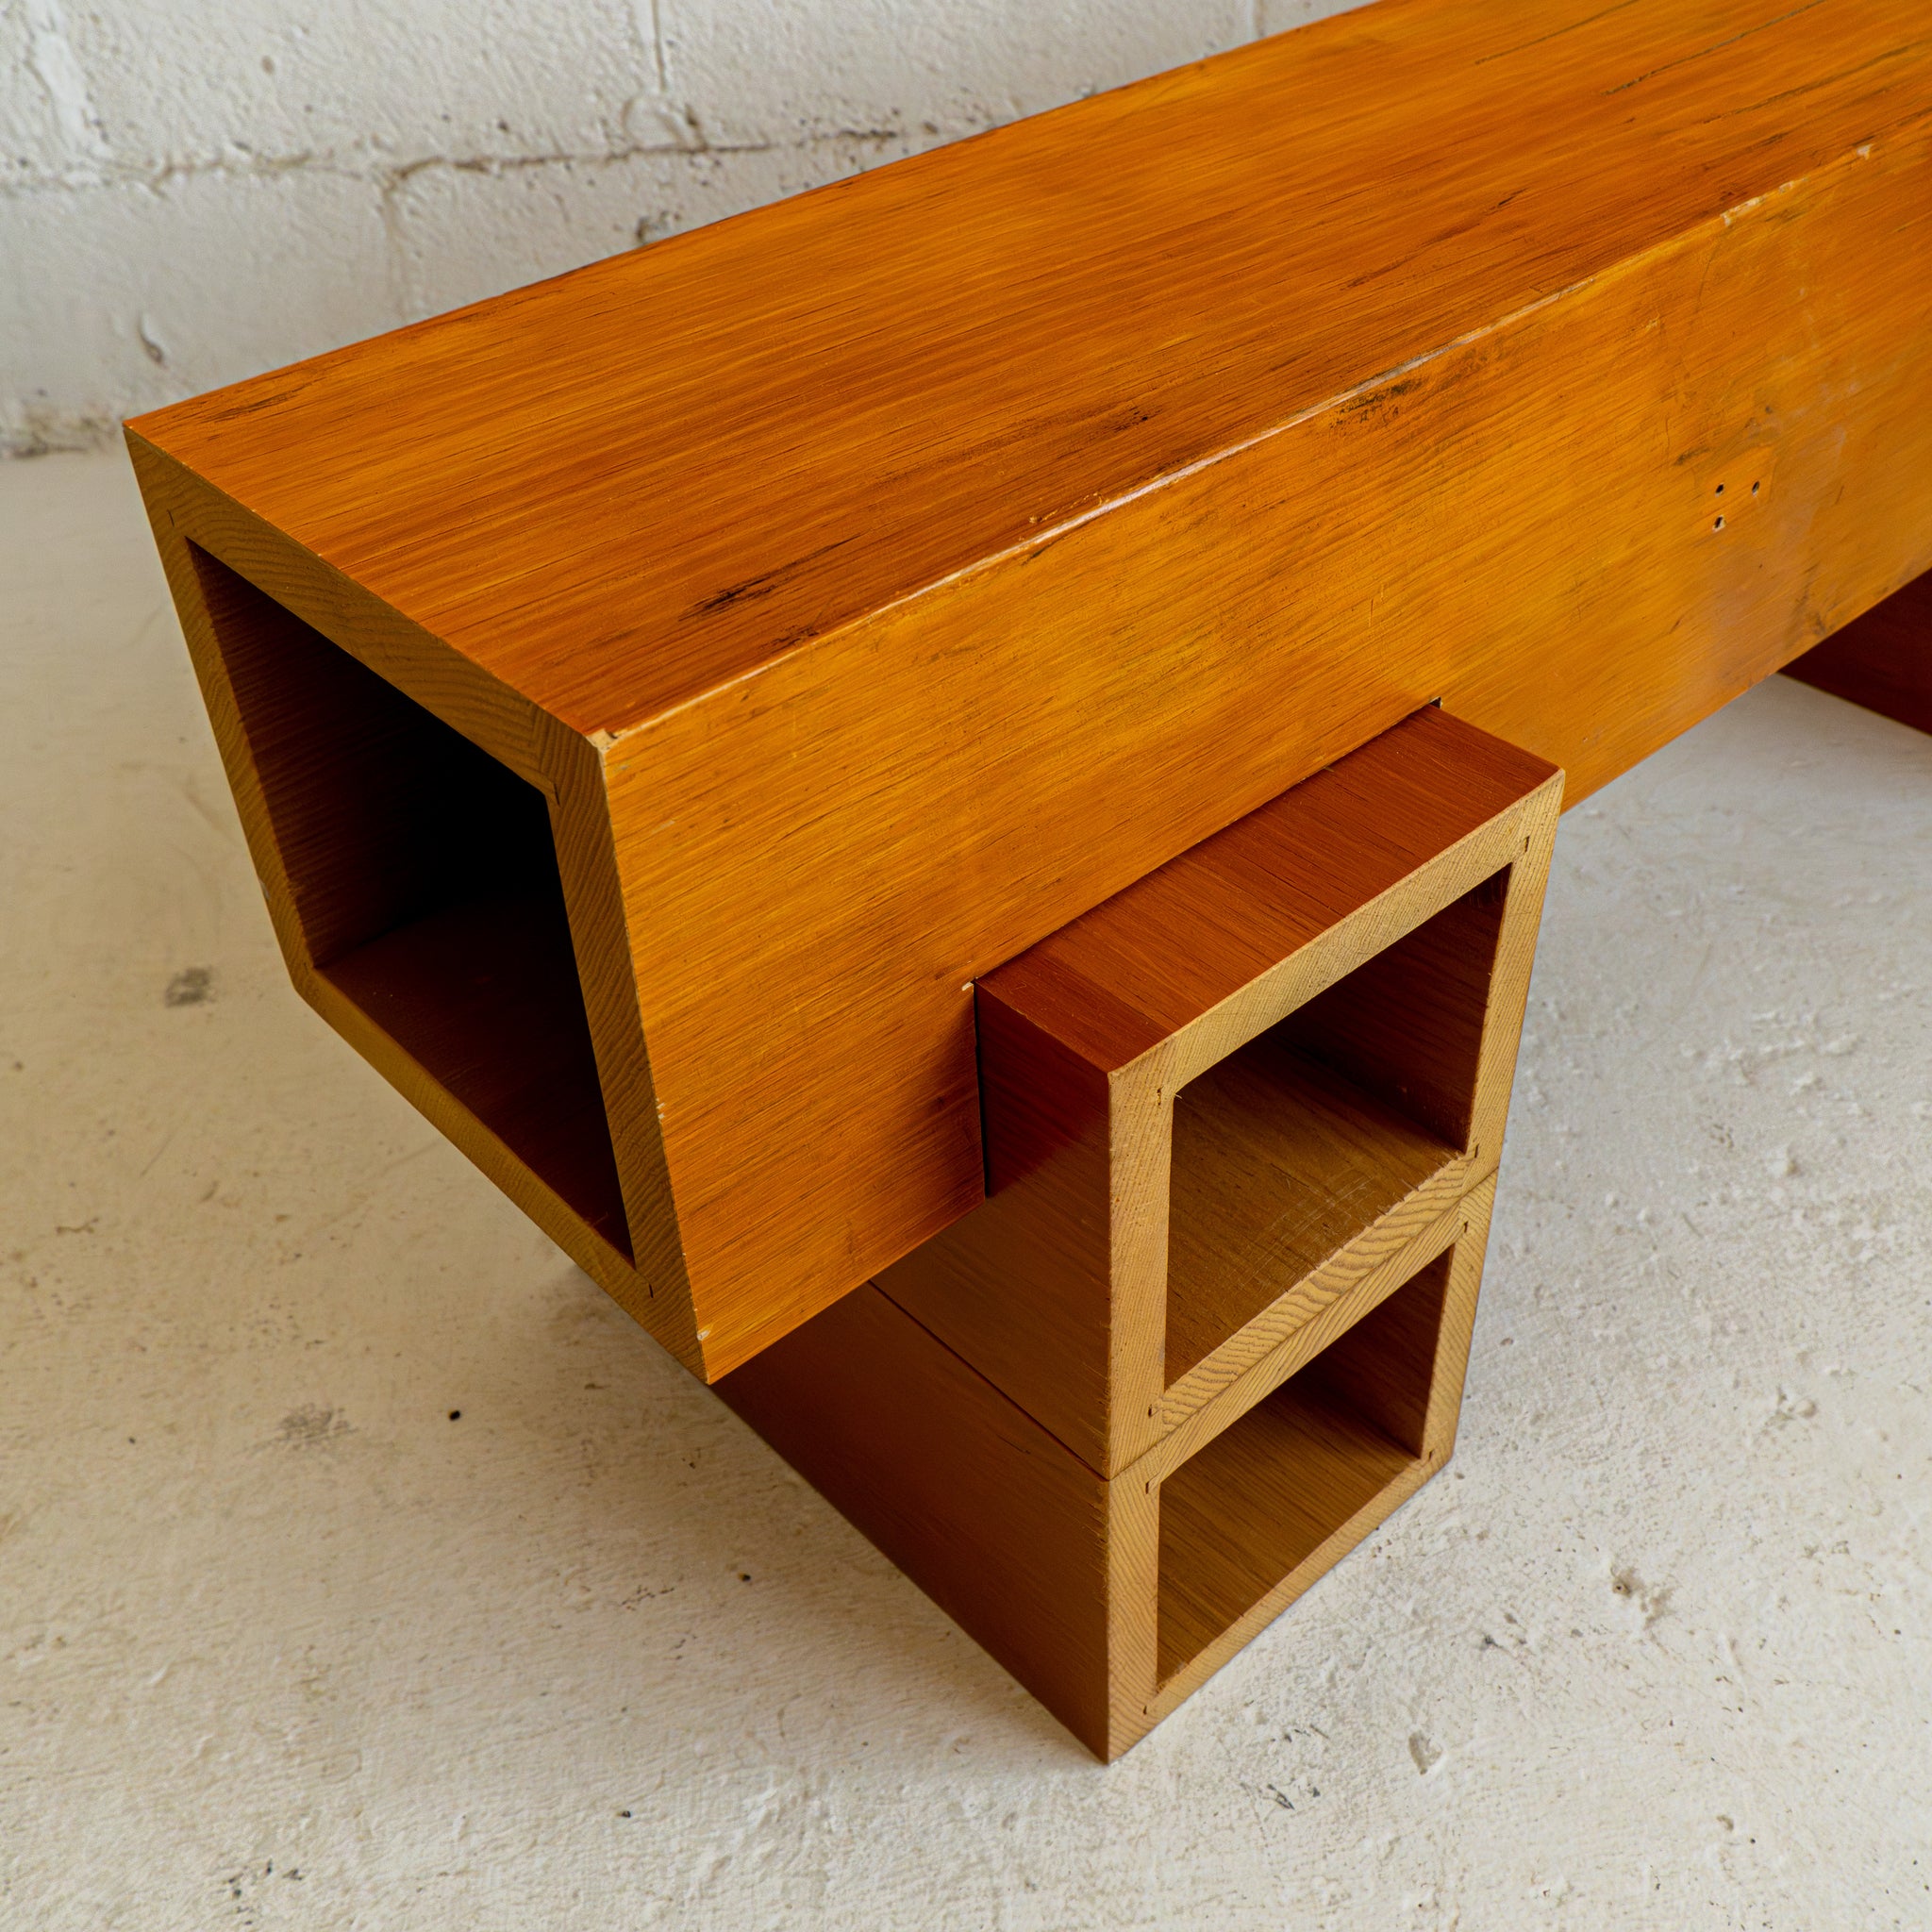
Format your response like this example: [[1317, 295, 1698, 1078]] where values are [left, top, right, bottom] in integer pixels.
[[0, 0, 1359, 453], [5, 452, 1930, 1927]]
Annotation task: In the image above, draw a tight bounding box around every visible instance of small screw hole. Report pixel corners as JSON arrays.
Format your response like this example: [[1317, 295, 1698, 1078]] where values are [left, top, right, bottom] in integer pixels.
[[1714, 483, 1725, 495], [1751, 480, 1760, 494], [1714, 515, 1725, 530]]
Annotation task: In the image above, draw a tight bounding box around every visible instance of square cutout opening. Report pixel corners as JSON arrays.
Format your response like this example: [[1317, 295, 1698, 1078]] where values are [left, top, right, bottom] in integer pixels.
[[1164, 874, 1506, 1383], [1157, 1246, 1454, 1682], [188, 547, 631, 1256]]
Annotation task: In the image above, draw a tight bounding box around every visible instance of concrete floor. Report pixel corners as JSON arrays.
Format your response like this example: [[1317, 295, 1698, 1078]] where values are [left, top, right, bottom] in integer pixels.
[[3, 449, 1929, 1930]]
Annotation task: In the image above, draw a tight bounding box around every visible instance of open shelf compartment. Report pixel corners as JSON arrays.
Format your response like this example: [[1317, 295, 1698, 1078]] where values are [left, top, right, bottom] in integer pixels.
[[721, 1176, 1491, 1761], [1165, 872, 1507, 1383], [184, 546, 631, 1257], [1158, 1242, 1456, 1682]]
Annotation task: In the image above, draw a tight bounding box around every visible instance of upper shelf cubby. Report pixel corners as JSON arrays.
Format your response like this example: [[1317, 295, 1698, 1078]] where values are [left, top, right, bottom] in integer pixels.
[[878, 705, 1561, 1476]]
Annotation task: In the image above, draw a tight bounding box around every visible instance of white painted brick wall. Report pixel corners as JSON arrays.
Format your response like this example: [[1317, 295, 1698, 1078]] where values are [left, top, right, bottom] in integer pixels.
[[1, 0, 1361, 453]]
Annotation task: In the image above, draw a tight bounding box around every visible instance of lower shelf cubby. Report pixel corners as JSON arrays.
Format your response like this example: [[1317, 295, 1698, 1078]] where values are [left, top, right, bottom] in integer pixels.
[[720, 1175, 1493, 1761], [1158, 1244, 1454, 1683]]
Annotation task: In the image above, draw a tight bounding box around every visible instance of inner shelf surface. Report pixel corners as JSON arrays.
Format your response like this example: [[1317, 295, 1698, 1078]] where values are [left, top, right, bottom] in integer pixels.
[[321, 891, 630, 1251], [1166, 1043, 1457, 1381], [1158, 1374, 1413, 1683], [1163, 874, 1505, 1385]]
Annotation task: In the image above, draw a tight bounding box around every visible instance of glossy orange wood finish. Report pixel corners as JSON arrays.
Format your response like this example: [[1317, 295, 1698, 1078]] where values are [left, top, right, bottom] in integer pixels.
[[129, 0, 1932, 1375]]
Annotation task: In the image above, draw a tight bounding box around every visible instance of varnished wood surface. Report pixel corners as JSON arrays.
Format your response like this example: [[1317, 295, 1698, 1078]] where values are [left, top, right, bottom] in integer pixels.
[[980, 708, 1556, 1078], [142, 524, 656, 1327], [129, 0, 1932, 1375], [1152, 1215, 1482, 1707], [882, 708, 1557, 1474], [130, 0, 1931, 737], [1785, 568, 1932, 736], [172, 541, 638, 1257], [877, 1006, 1121, 1463], [717, 1283, 1122, 1757]]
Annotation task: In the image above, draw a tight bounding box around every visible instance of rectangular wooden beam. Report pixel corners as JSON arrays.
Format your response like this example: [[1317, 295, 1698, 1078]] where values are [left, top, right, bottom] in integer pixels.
[[129, 0, 1932, 1374]]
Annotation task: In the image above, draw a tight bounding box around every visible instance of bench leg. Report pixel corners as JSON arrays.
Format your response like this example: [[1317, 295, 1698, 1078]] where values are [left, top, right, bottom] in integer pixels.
[[1784, 570, 1932, 736]]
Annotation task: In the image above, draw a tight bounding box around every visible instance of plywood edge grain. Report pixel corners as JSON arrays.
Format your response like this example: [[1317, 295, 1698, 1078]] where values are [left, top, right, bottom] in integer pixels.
[[1462, 770, 1564, 1170], [548, 732, 701, 1369]]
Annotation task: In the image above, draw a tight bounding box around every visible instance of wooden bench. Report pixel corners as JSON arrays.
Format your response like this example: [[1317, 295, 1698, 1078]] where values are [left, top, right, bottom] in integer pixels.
[[129, 0, 1932, 1754]]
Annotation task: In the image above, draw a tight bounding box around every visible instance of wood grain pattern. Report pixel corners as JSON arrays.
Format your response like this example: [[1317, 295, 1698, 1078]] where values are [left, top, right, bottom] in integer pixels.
[[128, 0, 1932, 1374], [1154, 1186, 1476, 1475], [1167, 1044, 1457, 1377], [143, 521, 689, 1353], [127, 1, 1932, 738], [1274, 874, 1507, 1155], [881, 707, 1557, 1474], [176, 548, 634, 1249], [1154, 1202, 1484, 1697], [1784, 569, 1932, 736], [716, 1282, 1121, 1757], [723, 1180, 1494, 1759], [1158, 1375, 1414, 1683]]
